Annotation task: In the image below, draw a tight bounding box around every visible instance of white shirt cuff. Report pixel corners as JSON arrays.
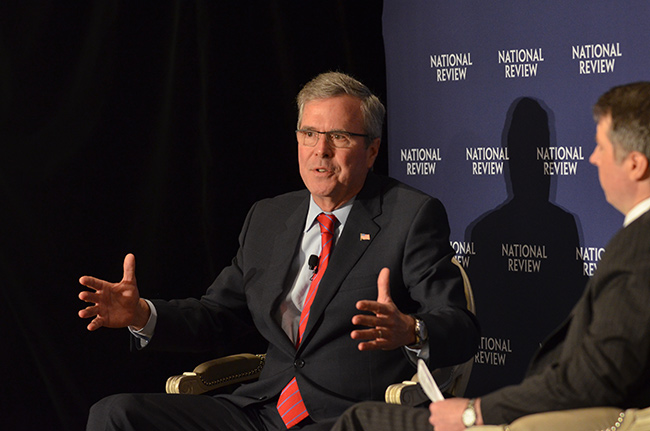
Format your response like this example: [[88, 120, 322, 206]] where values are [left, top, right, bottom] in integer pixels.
[[128, 299, 157, 347]]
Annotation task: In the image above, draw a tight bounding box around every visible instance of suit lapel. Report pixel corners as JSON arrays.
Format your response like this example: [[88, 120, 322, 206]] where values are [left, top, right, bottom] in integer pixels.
[[260, 195, 310, 352], [299, 174, 383, 349]]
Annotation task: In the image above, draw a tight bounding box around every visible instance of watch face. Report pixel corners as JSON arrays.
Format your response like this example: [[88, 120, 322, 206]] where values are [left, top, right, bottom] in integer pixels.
[[462, 407, 476, 427]]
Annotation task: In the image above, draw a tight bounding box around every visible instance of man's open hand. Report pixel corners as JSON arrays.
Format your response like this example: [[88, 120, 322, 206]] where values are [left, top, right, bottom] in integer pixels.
[[350, 267, 417, 350], [78, 253, 150, 331]]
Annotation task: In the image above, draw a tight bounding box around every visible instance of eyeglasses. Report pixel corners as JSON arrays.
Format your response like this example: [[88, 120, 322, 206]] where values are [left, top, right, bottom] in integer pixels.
[[296, 129, 369, 148]]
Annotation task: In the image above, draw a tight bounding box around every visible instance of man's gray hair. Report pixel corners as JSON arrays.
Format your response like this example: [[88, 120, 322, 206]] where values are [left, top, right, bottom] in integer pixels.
[[296, 71, 385, 142]]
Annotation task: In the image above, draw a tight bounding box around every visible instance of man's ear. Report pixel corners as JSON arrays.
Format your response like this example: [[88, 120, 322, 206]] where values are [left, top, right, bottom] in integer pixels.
[[366, 138, 381, 169], [628, 151, 650, 181]]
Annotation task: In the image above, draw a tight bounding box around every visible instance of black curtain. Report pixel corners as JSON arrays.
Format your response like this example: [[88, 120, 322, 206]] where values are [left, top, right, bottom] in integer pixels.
[[0, 2, 386, 429]]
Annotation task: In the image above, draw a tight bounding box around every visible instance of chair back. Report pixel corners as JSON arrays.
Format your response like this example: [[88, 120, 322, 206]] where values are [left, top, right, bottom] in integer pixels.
[[439, 257, 475, 397]]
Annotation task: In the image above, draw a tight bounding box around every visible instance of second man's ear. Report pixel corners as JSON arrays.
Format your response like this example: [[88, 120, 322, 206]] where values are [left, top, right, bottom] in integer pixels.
[[628, 151, 650, 181]]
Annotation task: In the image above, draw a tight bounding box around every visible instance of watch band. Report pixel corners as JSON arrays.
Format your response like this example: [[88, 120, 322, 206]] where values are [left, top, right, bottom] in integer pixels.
[[409, 316, 428, 348]]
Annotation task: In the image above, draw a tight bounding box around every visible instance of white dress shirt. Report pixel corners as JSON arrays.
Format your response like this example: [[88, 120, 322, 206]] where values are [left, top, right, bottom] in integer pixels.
[[624, 196, 650, 227]]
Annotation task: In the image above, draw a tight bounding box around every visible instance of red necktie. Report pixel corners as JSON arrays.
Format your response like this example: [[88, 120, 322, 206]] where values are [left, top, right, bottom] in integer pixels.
[[277, 213, 337, 428]]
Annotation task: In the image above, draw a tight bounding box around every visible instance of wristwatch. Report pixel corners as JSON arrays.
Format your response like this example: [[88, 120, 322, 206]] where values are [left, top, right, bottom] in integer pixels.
[[461, 398, 477, 428], [410, 316, 428, 348]]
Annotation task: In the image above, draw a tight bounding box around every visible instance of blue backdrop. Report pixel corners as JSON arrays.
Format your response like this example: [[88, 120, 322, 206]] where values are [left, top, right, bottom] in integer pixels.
[[383, 1, 650, 395]]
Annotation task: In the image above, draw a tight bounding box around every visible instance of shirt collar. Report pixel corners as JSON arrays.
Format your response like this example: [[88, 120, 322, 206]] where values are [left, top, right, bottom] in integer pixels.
[[624, 196, 650, 227], [305, 196, 355, 232]]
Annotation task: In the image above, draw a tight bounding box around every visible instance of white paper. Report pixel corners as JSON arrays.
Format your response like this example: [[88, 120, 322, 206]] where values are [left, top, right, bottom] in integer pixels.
[[417, 359, 444, 402]]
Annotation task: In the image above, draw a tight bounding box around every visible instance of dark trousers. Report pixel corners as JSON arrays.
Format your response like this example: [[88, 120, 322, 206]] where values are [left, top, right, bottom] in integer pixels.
[[331, 401, 431, 431], [87, 393, 337, 431]]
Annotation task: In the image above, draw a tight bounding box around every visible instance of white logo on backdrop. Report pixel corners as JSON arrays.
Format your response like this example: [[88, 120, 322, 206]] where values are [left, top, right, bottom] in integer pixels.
[[537, 146, 585, 175], [429, 52, 473, 81], [498, 48, 544, 78], [572, 43, 622, 74]]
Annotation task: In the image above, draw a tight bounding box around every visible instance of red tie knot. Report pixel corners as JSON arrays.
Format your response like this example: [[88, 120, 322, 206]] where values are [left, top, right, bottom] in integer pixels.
[[317, 213, 337, 235]]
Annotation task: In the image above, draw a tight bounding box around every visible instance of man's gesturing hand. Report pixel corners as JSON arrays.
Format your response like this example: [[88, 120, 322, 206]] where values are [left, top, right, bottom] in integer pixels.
[[351, 267, 417, 350], [78, 253, 150, 331]]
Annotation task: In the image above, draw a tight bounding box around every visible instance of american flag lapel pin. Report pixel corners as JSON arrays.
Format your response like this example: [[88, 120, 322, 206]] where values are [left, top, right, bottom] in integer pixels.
[[360, 233, 371, 241]]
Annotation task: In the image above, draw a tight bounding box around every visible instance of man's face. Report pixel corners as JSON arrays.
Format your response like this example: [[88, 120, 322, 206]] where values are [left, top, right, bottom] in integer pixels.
[[589, 114, 634, 214], [298, 95, 379, 211]]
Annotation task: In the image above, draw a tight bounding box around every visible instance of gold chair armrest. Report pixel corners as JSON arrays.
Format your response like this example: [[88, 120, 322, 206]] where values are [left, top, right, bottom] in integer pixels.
[[166, 353, 265, 395], [385, 380, 430, 406], [384, 358, 474, 406]]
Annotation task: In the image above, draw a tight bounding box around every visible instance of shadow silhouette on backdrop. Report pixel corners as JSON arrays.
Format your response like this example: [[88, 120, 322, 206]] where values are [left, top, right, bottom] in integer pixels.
[[464, 97, 588, 396]]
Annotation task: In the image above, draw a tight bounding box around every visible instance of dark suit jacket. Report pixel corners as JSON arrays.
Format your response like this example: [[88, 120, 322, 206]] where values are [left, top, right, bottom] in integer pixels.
[[481, 209, 650, 424], [146, 173, 479, 422]]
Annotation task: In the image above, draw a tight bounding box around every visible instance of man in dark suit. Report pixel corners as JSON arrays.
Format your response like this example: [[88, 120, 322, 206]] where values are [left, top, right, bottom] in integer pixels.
[[78, 71, 480, 431], [331, 82, 650, 431]]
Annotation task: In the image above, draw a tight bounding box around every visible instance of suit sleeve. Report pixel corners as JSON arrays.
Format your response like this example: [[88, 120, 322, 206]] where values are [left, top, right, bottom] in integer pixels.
[[402, 197, 480, 368], [480, 257, 650, 424], [140, 201, 266, 354]]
